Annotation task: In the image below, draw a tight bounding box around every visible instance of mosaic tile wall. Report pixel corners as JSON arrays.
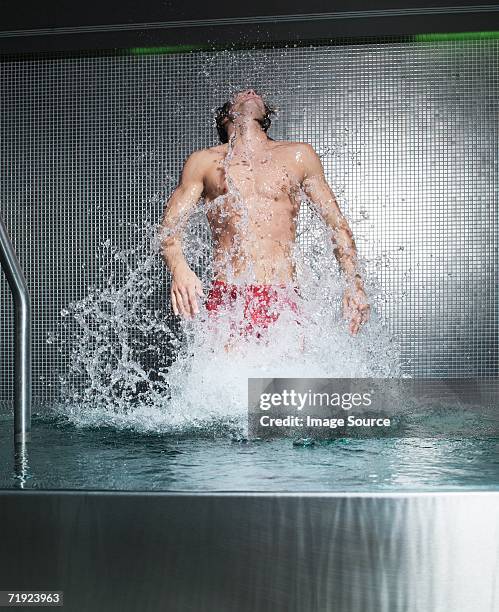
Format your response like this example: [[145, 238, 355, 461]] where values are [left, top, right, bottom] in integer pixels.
[[0, 37, 497, 405]]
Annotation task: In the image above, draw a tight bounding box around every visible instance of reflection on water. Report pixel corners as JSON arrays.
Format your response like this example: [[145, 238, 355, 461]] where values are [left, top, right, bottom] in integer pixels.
[[0, 415, 497, 491]]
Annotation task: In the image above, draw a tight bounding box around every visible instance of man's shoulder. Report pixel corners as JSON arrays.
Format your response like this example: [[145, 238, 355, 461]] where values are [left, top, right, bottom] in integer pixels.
[[271, 140, 318, 160], [183, 145, 226, 174], [189, 144, 227, 159], [272, 139, 316, 153]]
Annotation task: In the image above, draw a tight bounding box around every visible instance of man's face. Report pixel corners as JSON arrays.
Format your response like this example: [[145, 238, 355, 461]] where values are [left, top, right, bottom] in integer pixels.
[[229, 89, 266, 119]]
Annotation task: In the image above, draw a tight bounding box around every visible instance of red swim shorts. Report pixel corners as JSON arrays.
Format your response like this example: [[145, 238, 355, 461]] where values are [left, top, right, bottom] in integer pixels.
[[205, 280, 300, 338]]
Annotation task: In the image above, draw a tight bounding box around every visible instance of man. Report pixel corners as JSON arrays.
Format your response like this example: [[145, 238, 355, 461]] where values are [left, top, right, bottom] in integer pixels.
[[160, 89, 370, 339]]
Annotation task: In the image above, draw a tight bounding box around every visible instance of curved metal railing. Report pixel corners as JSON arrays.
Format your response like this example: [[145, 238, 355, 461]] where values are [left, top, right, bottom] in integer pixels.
[[0, 212, 31, 444]]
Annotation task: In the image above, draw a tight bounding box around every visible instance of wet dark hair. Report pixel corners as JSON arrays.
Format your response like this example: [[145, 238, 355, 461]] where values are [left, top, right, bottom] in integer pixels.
[[215, 93, 276, 144]]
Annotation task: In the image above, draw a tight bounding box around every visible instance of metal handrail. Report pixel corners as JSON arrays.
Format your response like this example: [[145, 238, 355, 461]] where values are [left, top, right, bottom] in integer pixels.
[[0, 212, 31, 444]]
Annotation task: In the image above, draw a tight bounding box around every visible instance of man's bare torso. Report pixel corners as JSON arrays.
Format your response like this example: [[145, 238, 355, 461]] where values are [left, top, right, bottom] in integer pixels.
[[197, 140, 307, 284]]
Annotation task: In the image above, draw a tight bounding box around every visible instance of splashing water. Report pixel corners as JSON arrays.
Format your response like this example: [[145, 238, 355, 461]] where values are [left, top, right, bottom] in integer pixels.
[[51, 109, 402, 437]]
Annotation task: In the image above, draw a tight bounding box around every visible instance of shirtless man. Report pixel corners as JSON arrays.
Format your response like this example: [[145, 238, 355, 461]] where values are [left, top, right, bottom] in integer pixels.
[[160, 89, 370, 338]]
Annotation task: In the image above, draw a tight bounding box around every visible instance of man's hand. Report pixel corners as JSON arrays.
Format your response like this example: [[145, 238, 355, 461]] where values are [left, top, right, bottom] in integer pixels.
[[171, 263, 205, 319], [342, 280, 370, 335]]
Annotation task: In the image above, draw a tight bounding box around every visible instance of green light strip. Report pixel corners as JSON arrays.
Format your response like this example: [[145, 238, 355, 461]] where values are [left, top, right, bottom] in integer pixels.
[[126, 31, 499, 55], [414, 31, 499, 42], [129, 45, 209, 55]]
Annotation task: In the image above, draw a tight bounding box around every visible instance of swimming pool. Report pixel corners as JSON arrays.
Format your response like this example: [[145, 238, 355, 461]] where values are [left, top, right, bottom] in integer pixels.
[[1, 412, 497, 491], [1, 408, 498, 610]]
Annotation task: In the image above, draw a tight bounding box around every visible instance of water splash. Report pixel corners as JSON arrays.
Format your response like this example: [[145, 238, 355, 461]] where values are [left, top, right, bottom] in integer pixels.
[[50, 215, 400, 438], [50, 99, 402, 437]]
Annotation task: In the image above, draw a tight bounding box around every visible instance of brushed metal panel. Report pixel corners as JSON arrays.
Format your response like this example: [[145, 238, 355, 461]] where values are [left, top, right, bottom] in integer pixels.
[[0, 492, 498, 611]]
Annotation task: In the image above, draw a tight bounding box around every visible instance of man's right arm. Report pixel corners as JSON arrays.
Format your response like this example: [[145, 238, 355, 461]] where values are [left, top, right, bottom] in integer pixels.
[[160, 151, 205, 318]]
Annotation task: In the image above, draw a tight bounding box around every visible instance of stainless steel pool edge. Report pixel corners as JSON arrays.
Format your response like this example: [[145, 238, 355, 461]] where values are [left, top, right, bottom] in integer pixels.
[[0, 491, 498, 611], [1, 489, 499, 498]]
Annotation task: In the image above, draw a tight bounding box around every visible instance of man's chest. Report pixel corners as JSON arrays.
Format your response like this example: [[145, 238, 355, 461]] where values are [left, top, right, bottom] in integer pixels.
[[204, 153, 302, 200]]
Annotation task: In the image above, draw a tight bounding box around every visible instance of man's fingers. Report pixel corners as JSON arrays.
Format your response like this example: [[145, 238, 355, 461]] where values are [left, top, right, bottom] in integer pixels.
[[171, 290, 179, 316], [359, 304, 370, 324], [352, 312, 369, 335], [349, 306, 366, 335], [343, 294, 352, 318], [179, 287, 193, 318], [175, 288, 190, 318], [188, 288, 199, 315], [351, 299, 370, 317], [343, 287, 370, 335], [173, 284, 203, 318], [173, 289, 185, 317]]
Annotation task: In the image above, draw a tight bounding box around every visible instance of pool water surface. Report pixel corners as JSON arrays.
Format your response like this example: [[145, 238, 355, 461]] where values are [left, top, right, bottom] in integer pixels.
[[1, 413, 498, 492]]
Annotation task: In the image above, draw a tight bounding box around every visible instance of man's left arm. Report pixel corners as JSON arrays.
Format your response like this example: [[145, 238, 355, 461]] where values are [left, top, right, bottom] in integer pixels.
[[298, 143, 370, 335]]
